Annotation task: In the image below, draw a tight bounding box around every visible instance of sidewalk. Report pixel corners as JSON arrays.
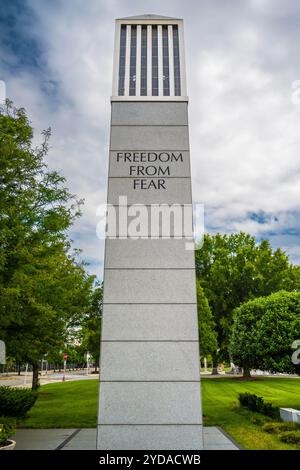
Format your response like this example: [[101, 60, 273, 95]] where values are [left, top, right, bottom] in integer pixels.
[[0, 371, 98, 388], [13, 427, 239, 450]]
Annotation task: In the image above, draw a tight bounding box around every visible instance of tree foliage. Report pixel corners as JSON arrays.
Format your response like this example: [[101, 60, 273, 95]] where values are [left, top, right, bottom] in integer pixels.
[[80, 285, 102, 370], [196, 279, 217, 358], [0, 100, 95, 388], [195, 233, 298, 361], [230, 291, 300, 375]]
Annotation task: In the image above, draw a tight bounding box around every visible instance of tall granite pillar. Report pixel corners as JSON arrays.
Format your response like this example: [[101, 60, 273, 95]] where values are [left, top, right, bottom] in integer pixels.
[[97, 14, 203, 450]]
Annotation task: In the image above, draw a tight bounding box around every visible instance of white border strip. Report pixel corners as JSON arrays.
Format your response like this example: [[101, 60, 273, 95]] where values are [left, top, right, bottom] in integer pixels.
[[136, 25, 141, 96], [112, 23, 120, 96], [168, 25, 174, 97], [178, 22, 187, 97]]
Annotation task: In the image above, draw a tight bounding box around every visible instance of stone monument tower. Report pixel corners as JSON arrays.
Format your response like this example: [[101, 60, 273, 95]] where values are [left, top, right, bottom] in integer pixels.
[[97, 14, 203, 450]]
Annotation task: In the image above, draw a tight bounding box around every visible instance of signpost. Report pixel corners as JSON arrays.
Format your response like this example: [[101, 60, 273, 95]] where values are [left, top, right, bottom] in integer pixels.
[[23, 363, 29, 386], [86, 351, 90, 375], [41, 358, 48, 376], [62, 352, 68, 382]]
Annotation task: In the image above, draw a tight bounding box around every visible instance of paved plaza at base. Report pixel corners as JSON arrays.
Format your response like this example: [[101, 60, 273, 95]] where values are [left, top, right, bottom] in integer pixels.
[[13, 427, 239, 450]]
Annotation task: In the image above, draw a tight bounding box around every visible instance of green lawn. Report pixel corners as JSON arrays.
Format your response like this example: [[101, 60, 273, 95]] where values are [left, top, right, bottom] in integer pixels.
[[20, 377, 300, 450], [202, 377, 300, 450], [21, 379, 99, 428]]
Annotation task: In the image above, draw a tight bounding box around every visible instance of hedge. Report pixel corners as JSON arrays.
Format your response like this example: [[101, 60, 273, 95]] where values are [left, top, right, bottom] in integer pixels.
[[238, 392, 279, 418], [0, 386, 37, 418]]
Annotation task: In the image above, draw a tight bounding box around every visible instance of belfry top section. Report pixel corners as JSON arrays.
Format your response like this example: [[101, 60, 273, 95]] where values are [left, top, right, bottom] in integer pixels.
[[112, 14, 187, 101]]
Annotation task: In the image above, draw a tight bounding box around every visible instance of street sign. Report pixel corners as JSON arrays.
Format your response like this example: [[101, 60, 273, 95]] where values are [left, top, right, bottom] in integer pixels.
[[63, 353, 68, 361]]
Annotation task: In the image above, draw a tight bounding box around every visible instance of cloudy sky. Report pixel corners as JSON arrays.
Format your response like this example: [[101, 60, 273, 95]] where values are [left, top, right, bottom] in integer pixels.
[[1, 0, 300, 279]]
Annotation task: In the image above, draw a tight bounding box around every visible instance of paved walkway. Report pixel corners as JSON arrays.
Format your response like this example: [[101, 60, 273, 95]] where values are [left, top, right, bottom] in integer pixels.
[[0, 371, 98, 388], [13, 427, 239, 450]]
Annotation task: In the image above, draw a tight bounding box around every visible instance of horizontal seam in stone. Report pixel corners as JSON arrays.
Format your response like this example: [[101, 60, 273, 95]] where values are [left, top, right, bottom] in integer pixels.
[[97, 423, 203, 426], [104, 204, 193, 206], [99, 380, 201, 382], [100, 340, 199, 342], [104, 268, 195, 270], [111, 125, 189, 127], [108, 175, 191, 180], [102, 303, 197, 305], [110, 149, 190, 152]]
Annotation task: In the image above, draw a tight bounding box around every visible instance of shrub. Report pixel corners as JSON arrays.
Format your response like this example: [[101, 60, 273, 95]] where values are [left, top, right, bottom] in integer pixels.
[[263, 421, 300, 434], [0, 417, 16, 446], [250, 415, 265, 426], [239, 392, 263, 409], [278, 430, 300, 445], [238, 392, 279, 418], [262, 401, 280, 419], [0, 386, 38, 418]]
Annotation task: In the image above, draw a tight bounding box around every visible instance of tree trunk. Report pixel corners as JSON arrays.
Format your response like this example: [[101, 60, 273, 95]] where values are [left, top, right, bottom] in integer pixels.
[[32, 363, 40, 390], [17, 363, 21, 376], [211, 355, 219, 375], [243, 366, 251, 378]]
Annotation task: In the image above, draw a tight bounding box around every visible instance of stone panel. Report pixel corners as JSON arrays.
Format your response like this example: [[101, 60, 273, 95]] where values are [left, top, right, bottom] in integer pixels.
[[104, 239, 195, 268], [100, 341, 200, 381], [103, 269, 197, 304], [107, 177, 192, 204], [97, 425, 203, 450], [110, 126, 189, 150], [101, 304, 198, 340], [111, 102, 188, 125], [98, 382, 202, 424], [105, 204, 194, 239]]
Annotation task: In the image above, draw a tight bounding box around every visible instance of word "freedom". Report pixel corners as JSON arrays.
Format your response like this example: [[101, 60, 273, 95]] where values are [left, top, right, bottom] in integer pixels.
[[116, 152, 184, 163]]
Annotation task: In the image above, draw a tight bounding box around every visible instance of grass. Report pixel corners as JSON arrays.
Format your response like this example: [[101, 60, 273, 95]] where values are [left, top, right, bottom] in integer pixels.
[[20, 379, 99, 428], [20, 376, 300, 450], [202, 377, 300, 450]]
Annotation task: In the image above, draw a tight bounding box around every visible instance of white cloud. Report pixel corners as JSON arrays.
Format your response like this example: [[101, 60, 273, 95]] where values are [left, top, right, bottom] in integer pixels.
[[189, 47, 300, 232], [2, 0, 300, 278]]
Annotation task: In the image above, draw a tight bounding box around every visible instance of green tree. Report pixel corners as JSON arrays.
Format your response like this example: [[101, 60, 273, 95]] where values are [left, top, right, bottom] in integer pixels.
[[230, 291, 300, 376], [0, 100, 94, 389], [195, 233, 297, 368], [81, 285, 102, 371], [196, 279, 217, 359]]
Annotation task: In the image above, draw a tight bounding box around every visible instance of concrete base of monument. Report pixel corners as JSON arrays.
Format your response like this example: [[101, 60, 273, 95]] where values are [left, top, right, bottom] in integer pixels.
[[97, 425, 204, 450], [13, 427, 239, 450]]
